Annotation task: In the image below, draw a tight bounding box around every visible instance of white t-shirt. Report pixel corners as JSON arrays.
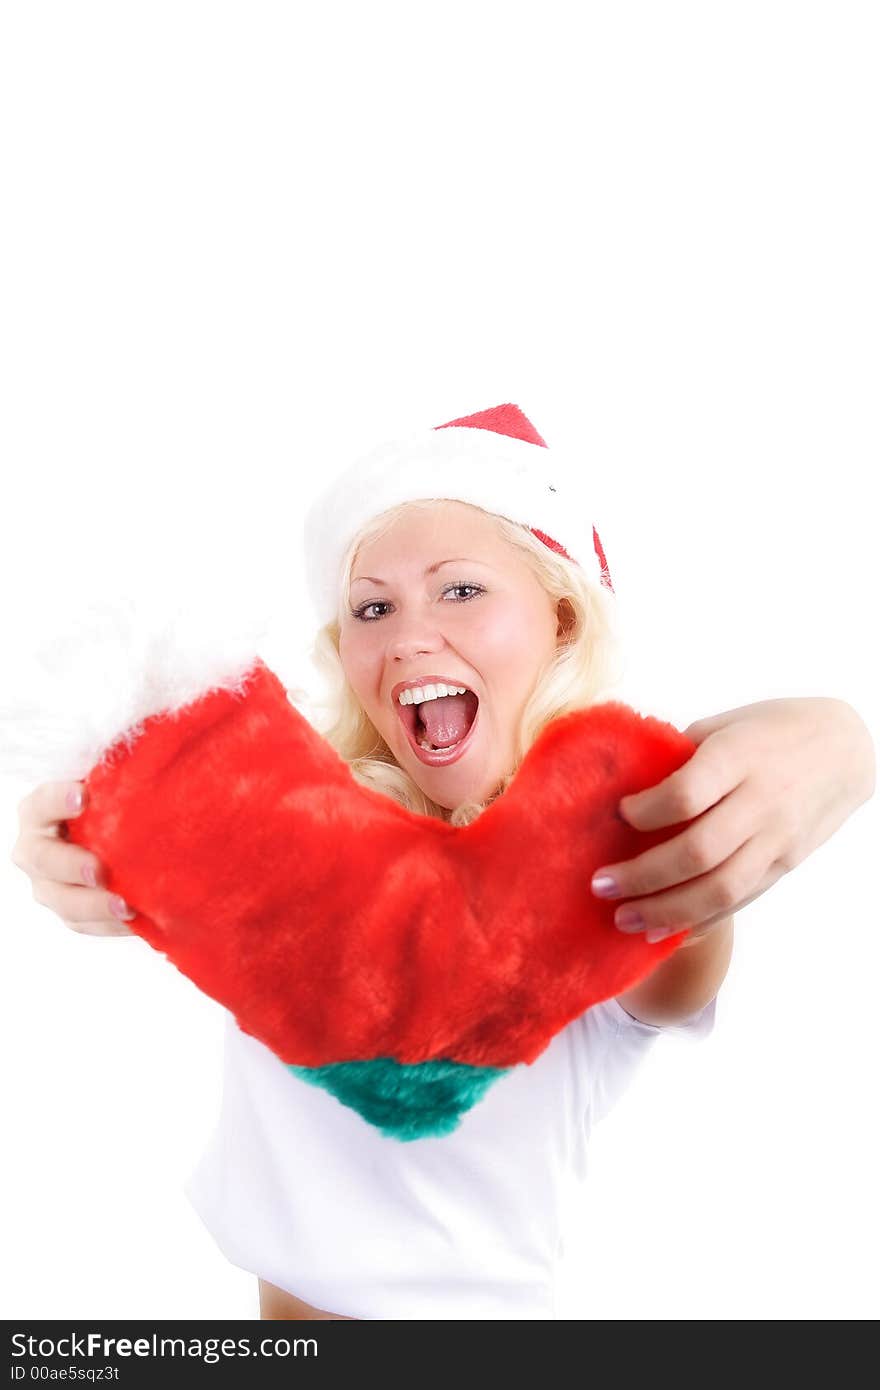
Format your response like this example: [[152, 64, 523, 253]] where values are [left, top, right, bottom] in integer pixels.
[[183, 993, 717, 1320]]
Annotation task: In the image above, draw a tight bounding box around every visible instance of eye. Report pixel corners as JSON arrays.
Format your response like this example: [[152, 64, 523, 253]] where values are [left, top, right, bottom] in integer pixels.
[[351, 600, 392, 622], [445, 582, 484, 602], [351, 581, 485, 622]]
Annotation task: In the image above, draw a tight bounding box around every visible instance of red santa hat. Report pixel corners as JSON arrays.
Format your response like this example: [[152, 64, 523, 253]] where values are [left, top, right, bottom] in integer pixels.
[[302, 403, 614, 627]]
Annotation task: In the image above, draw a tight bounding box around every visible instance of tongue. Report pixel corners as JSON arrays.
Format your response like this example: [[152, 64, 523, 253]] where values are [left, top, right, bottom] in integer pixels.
[[417, 694, 473, 748]]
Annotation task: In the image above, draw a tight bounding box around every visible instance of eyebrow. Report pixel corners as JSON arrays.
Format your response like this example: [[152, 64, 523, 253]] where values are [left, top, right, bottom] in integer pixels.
[[351, 558, 490, 587]]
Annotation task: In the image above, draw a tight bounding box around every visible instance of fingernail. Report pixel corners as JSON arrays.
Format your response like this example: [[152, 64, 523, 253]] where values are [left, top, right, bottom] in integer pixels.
[[66, 787, 84, 814], [645, 926, 671, 943], [646, 925, 687, 943], [81, 863, 97, 888], [615, 907, 645, 933], [591, 873, 620, 898], [109, 895, 135, 921]]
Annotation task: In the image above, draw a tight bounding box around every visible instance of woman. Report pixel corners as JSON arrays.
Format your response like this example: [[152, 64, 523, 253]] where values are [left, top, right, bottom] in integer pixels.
[[12, 404, 874, 1319]]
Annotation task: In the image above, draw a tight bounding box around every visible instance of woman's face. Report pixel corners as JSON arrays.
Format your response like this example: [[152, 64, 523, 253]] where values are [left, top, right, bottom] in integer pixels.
[[338, 501, 562, 809]]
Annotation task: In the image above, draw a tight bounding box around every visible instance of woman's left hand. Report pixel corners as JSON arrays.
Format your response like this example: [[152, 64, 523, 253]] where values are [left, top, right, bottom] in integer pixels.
[[591, 697, 876, 945]]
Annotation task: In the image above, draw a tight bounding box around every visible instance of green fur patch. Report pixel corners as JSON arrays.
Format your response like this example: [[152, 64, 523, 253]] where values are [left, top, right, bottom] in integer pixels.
[[287, 1055, 509, 1140]]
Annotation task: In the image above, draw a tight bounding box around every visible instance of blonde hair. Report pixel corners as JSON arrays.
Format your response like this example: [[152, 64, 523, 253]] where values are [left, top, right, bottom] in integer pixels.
[[303, 498, 627, 827]]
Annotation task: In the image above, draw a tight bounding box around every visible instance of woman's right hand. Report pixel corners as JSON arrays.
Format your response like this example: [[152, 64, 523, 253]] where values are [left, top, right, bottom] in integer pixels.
[[10, 780, 137, 936]]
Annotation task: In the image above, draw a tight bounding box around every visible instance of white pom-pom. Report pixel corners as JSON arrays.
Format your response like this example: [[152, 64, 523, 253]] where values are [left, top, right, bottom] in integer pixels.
[[0, 588, 279, 787]]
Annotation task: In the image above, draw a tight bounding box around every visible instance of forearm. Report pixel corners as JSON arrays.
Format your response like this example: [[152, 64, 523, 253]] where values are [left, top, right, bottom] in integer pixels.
[[617, 917, 735, 1027]]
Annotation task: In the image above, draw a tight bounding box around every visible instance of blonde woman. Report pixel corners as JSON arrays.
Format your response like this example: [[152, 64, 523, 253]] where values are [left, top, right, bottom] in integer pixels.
[[12, 404, 874, 1320]]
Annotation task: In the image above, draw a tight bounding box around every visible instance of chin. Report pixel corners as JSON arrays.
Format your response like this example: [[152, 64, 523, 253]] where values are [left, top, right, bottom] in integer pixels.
[[414, 764, 501, 814]]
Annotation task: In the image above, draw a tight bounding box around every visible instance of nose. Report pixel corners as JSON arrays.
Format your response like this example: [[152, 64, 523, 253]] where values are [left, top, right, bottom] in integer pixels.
[[385, 611, 447, 664]]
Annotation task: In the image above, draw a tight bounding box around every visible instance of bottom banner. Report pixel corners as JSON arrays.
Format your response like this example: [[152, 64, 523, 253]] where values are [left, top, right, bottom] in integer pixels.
[[3, 1319, 554, 1384]]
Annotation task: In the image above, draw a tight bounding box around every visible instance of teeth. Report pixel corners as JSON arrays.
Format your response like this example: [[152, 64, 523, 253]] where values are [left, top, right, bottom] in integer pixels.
[[417, 733, 464, 752], [398, 682, 467, 705]]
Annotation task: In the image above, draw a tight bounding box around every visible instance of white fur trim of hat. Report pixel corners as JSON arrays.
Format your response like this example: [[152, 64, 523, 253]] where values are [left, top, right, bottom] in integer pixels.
[[302, 402, 614, 627]]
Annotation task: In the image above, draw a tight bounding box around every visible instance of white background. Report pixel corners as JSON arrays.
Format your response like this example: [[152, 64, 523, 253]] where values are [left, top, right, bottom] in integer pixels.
[[1, 1, 877, 1320]]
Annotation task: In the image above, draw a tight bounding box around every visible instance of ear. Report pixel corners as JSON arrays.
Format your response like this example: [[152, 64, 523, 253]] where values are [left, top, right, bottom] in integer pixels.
[[556, 598, 576, 641]]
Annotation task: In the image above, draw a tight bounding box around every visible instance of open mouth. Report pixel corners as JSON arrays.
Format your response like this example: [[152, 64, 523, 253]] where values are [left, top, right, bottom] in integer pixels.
[[395, 689, 480, 766]]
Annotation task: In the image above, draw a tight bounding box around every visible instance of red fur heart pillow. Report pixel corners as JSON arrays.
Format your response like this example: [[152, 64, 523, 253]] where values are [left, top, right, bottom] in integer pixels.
[[62, 657, 693, 1090]]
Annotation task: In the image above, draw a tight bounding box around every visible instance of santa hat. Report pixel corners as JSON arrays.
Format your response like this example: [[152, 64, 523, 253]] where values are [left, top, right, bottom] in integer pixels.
[[302, 403, 614, 627]]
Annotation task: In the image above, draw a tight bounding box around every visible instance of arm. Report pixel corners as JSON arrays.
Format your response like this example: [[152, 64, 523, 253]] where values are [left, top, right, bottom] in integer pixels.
[[602, 697, 874, 1027], [616, 917, 734, 1027]]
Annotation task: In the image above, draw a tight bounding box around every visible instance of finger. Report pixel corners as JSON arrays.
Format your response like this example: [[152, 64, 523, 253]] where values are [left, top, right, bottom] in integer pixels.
[[13, 833, 105, 890], [30, 878, 137, 928], [61, 918, 138, 938], [619, 745, 744, 831], [593, 781, 756, 901], [681, 716, 718, 745], [612, 834, 781, 937], [681, 705, 751, 744], [18, 780, 87, 833]]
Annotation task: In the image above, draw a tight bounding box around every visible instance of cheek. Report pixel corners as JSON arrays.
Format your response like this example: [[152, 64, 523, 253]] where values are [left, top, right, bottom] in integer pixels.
[[338, 631, 376, 701], [471, 605, 550, 684]]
